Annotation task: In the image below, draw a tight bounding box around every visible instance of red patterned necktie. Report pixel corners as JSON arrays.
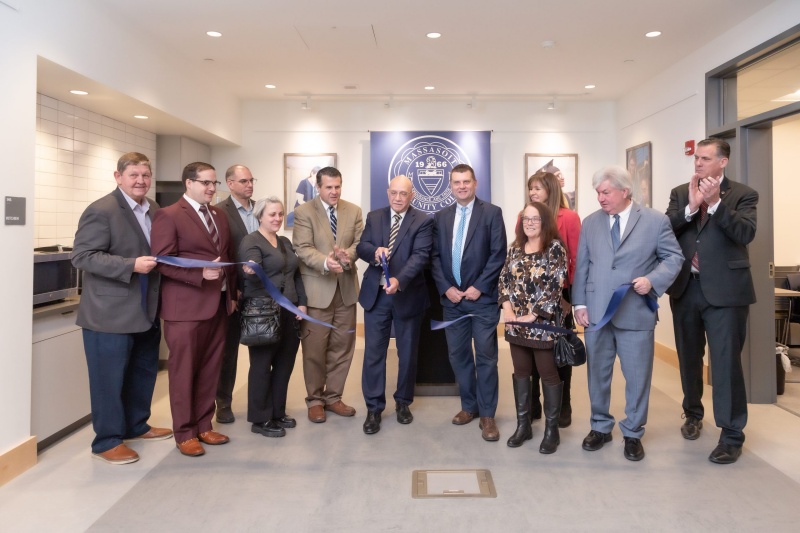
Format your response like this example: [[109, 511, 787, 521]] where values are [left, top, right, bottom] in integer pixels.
[[199, 205, 220, 252], [690, 201, 708, 271]]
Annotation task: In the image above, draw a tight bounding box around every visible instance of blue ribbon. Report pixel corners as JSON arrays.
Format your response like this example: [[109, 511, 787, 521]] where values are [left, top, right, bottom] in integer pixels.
[[380, 252, 391, 286], [432, 313, 573, 334], [584, 283, 658, 332], [154, 255, 350, 332]]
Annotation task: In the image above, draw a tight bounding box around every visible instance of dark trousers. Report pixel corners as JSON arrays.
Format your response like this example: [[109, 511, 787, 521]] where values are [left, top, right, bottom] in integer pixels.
[[509, 344, 560, 385], [164, 298, 228, 443], [443, 301, 500, 417], [82, 323, 161, 453], [247, 309, 300, 423], [216, 309, 241, 408], [670, 278, 749, 446], [362, 291, 423, 413]]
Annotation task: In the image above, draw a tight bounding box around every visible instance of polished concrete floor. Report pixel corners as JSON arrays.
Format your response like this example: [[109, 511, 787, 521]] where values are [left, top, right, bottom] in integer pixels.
[[2, 337, 800, 532]]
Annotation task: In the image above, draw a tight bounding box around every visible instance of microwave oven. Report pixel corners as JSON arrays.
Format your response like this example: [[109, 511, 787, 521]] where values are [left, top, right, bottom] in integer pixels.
[[33, 250, 80, 306]]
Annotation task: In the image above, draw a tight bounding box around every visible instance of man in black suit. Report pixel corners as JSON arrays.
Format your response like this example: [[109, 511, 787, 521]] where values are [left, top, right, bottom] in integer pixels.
[[356, 175, 433, 434], [213, 164, 258, 424], [431, 164, 507, 442], [666, 138, 758, 464]]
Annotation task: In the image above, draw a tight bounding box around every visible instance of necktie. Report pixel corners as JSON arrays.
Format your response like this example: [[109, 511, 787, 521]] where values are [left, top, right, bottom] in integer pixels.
[[691, 201, 709, 271], [387, 213, 401, 258], [329, 205, 337, 240], [611, 214, 620, 252], [199, 205, 219, 252], [452, 206, 467, 286]]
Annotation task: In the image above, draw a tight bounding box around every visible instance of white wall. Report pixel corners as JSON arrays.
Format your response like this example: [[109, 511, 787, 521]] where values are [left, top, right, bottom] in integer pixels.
[[616, 0, 800, 350], [773, 117, 800, 267]]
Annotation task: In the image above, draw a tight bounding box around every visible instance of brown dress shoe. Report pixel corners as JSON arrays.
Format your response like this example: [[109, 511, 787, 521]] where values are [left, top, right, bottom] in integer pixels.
[[452, 410, 479, 425], [326, 400, 356, 417], [176, 438, 205, 457], [479, 417, 500, 441], [308, 405, 326, 423], [92, 444, 140, 465], [198, 430, 230, 445], [129, 427, 173, 441]]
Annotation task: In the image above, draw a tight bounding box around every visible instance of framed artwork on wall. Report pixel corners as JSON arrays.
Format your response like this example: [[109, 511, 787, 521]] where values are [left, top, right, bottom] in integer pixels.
[[284, 153, 337, 229], [524, 153, 578, 211], [625, 142, 652, 208]]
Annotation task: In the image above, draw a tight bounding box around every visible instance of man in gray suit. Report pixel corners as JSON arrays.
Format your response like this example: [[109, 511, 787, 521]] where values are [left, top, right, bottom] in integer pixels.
[[573, 165, 682, 461], [71, 152, 173, 465], [214, 164, 259, 424]]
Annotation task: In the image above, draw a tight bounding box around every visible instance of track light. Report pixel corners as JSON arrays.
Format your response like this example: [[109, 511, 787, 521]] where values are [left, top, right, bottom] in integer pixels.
[[301, 96, 311, 110]]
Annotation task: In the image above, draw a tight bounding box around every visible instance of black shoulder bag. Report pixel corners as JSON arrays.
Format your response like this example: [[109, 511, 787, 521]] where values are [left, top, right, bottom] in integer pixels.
[[240, 237, 287, 347]]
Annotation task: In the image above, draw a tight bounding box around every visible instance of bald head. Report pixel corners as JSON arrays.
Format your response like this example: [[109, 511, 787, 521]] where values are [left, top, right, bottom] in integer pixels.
[[387, 175, 414, 213]]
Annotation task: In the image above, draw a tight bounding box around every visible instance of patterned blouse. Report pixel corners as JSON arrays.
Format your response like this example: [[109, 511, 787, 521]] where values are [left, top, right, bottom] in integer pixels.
[[498, 240, 567, 348]]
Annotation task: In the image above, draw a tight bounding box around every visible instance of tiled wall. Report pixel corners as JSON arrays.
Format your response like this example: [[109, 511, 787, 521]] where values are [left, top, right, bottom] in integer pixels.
[[34, 93, 157, 248]]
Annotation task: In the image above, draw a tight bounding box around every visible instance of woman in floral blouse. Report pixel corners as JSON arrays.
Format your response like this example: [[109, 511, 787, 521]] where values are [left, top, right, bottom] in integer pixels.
[[499, 202, 567, 453]]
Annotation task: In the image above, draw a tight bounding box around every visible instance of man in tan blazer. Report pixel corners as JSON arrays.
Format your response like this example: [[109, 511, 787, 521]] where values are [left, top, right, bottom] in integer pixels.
[[293, 167, 363, 423]]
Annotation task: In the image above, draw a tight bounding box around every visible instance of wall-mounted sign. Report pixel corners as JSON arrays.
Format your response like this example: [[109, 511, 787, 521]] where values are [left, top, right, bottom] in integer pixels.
[[5, 196, 26, 225]]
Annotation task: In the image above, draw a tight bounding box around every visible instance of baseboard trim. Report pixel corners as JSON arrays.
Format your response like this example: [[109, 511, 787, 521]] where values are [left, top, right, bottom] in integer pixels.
[[0, 436, 37, 487]]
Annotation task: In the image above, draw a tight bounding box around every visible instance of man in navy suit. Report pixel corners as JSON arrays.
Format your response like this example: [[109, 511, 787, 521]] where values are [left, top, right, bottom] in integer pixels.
[[666, 138, 758, 464], [357, 175, 433, 434], [431, 164, 507, 441]]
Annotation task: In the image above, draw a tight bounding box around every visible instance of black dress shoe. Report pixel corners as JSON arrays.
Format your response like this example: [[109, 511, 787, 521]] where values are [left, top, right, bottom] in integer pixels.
[[396, 403, 413, 424], [708, 442, 742, 464], [680, 416, 702, 440], [216, 405, 235, 424], [273, 416, 297, 429], [623, 437, 645, 461], [251, 420, 286, 438], [363, 411, 381, 435], [582, 430, 612, 451]]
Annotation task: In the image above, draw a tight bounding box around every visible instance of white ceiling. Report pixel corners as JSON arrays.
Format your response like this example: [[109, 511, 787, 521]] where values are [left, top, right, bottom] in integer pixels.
[[37, 0, 780, 142]]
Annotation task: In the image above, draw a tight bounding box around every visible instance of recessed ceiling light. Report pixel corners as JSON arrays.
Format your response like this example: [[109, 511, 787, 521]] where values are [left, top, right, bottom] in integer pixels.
[[70, 90, 88, 95], [645, 31, 661, 38], [265, 84, 276, 89], [133, 115, 149, 120], [541, 40, 556, 49], [424, 86, 435, 90], [206, 31, 222, 37], [584, 84, 596, 89], [427, 32, 441, 39], [773, 89, 800, 102]]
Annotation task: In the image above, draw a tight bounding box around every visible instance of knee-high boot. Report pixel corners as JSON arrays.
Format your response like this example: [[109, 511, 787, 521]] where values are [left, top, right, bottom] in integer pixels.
[[507, 375, 533, 448], [530, 371, 542, 421], [539, 382, 563, 454], [558, 365, 572, 428]]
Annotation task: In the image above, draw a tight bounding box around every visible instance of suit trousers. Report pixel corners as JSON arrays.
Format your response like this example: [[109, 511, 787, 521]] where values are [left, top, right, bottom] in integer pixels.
[[670, 278, 748, 446], [247, 309, 300, 423], [443, 301, 500, 417], [300, 285, 356, 407], [216, 309, 241, 408], [82, 324, 161, 453], [164, 294, 228, 443], [584, 324, 654, 439], [362, 290, 423, 413]]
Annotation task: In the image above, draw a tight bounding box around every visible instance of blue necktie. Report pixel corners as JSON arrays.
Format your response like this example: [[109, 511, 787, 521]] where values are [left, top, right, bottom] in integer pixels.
[[452, 206, 467, 286], [611, 214, 620, 252]]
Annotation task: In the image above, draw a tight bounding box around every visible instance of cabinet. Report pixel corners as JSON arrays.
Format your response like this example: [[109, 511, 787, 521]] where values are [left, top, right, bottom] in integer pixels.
[[155, 135, 212, 181], [31, 299, 91, 450]]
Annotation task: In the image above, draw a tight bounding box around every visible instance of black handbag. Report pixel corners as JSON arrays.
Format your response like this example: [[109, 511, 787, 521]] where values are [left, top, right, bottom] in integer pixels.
[[553, 329, 587, 368], [240, 296, 281, 346]]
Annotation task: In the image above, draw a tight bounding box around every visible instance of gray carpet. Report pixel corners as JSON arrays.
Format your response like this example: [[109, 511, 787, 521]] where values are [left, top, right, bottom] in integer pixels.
[[89, 349, 800, 532]]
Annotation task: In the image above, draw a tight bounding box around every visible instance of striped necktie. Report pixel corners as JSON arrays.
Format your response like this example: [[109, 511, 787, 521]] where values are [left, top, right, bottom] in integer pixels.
[[387, 213, 401, 258], [329, 205, 337, 240], [691, 201, 708, 271], [199, 205, 219, 252], [452, 206, 467, 286]]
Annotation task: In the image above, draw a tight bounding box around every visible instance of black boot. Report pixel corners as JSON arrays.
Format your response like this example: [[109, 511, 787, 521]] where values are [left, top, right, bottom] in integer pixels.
[[558, 365, 572, 428], [530, 372, 542, 421], [507, 375, 533, 448], [539, 382, 563, 454]]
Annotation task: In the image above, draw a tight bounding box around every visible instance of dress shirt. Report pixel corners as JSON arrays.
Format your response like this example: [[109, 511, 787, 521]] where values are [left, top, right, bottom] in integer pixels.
[[182, 194, 225, 290], [684, 198, 721, 220], [231, 195, 258, 234], [452, 199, 475, 255], [119, 188, 151, 245], [609, 201, 633, 236]]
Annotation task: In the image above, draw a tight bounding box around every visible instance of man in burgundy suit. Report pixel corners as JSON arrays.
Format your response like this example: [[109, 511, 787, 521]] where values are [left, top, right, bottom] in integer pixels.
[[151, 162, 238, 457]]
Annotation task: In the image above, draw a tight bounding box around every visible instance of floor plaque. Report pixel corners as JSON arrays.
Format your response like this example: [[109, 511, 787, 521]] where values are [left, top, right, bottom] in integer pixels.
[[411, 469, 496, 498]]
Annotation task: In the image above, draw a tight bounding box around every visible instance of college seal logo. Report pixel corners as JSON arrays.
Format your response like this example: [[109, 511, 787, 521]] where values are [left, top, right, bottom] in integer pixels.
[[387, 135, 472, 214]]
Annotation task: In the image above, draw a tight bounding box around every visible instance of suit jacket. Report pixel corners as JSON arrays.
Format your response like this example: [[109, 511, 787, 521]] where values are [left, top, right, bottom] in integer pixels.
[[292, 196, 363, 308], [665, 176, 758, 307], [430, 198, 507, 307], [150, 197, 237, 322], [572, 202, 683, 330], [356, 206, 433, 319], [71, 188, 160, 334], [215, 195, 253, 293]]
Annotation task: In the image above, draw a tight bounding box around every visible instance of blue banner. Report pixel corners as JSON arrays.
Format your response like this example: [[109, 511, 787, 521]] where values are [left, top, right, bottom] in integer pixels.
[[369, 131, 491, 213]]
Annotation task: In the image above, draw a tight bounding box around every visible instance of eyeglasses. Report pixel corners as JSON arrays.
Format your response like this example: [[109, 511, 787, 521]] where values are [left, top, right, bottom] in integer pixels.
[[232, 178, 257, 186], [522, 216, 542, 225], [388, 191, 410, 198], [190, 179, 220, 187]]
